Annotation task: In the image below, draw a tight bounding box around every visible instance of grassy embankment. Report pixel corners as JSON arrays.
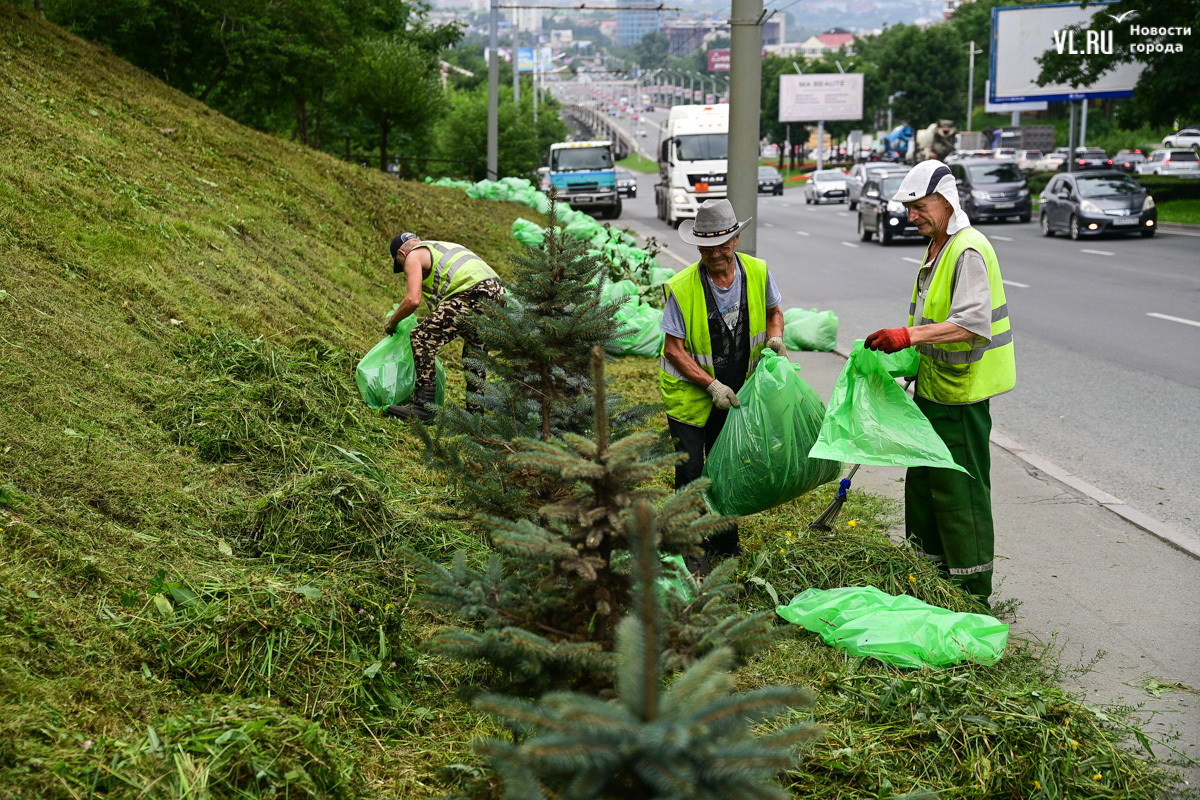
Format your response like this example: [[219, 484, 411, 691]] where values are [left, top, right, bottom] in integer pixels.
[[0, 6, 1187, 798]]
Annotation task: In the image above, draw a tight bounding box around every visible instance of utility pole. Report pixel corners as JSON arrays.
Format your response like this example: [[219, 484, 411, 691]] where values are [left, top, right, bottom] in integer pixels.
[[729, 0, 763, 255], [513, 28, 520, 107], [488, 0, 498, 179], [965, 40, 982, 131]]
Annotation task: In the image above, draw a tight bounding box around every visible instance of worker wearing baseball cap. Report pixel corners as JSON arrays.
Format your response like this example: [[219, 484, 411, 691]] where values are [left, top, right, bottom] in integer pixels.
[[863, 160, 1016, 606], [384, 232, 504, 420]]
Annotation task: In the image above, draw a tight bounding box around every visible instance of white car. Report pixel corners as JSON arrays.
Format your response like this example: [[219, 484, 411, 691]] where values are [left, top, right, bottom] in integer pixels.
[[1162, 129, 1200, 149], [1136, 148, 1200, 177], [804, 169, 849, 204], [1034, 152, 1066, 172]]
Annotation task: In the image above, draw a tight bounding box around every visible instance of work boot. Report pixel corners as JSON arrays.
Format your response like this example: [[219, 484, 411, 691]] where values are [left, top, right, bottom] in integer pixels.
[[385, 386, 437, 422]]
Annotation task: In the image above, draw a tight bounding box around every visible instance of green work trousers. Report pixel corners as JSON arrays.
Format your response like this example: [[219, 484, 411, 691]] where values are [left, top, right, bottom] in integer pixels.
[[905, 395, 994, 605]]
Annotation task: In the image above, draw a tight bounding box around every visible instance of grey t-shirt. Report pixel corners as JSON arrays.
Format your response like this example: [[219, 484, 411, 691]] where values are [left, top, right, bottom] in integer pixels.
[[661, 259, 782, 339], [912, 247, 993, 345]]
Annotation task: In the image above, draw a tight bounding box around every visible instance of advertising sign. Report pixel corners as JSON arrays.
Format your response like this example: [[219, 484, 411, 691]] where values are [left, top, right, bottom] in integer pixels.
[[778, 73, 864, 122], [705, 93, 716, 104], [984, 80, 1048, 112], [517, 47, 534, 72], [694, 89, 702, 101], [990, 3, 1143, 103], [707, 48, 730, 72]]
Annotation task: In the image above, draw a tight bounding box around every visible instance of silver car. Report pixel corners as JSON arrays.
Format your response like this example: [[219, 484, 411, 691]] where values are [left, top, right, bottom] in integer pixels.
[[1136, 148, 1200, 177], [804, 169, 849, 204]]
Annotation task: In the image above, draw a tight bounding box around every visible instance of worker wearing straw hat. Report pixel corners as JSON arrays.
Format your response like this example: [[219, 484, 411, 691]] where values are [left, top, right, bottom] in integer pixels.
[[659, 199, 785, 572], [863, 160, 1016, 606]]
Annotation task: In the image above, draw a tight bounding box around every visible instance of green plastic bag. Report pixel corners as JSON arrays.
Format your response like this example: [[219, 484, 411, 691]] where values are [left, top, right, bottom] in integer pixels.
[[648, 265, 676, 287], [355, 315, 445, 410], [702, 351, 843, 516], [608, 302, 664, 358], [512, 217, 545, 248], [877, 346, 919, 378], [777, 585, 1008, 668], [782, 307, 839, 352], [807, 341, 966, 472]]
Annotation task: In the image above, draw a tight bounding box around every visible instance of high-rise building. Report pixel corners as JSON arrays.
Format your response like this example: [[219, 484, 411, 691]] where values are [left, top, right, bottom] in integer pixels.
[[615, 0, 661, 48]]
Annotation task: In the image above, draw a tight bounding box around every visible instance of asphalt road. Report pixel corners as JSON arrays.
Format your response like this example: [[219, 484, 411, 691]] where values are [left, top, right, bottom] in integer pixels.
[[552, 85, 1200, 537]]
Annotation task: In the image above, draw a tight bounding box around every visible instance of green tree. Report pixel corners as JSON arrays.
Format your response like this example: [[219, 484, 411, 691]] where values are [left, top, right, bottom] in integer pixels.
[[634, 31, 670, 70], [342, 35, 443, 172], [1036, 0, 1200, 128], [431, 84, 568, 180], [854, 24, 967, 129], [473, 492, 819, 799]]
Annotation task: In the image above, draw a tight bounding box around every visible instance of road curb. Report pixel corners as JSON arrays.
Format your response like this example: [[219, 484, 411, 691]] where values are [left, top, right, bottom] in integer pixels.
[[829, 348, 1200, 560], [1157, 221, 1200, 235]]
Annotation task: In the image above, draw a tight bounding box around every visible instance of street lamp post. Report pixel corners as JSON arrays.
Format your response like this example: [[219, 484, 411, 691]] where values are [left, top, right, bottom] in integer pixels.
[[965, 40, 983, 131]]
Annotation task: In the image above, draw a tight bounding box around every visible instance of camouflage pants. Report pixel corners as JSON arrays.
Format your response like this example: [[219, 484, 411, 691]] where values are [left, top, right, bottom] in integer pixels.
[[411, 279, 505, 392]]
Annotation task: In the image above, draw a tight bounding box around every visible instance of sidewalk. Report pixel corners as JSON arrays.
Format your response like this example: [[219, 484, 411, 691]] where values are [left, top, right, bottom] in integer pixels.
[[790, 349, 1200, 790]]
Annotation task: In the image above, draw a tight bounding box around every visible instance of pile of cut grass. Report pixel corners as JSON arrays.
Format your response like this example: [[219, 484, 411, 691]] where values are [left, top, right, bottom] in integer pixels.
[[0, 6, 1185, 799]]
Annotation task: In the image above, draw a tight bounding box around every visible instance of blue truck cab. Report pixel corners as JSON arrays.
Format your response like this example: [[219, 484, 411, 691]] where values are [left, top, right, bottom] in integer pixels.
[[548, 140, 621, 219]]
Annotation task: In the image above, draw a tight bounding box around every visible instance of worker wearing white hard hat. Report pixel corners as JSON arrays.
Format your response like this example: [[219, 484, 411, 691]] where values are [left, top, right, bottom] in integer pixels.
[[863, 159, 1017, 607]]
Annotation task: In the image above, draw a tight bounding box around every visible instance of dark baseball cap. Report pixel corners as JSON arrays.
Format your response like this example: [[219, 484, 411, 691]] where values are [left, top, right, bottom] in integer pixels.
[[390, 232, 418, 271]]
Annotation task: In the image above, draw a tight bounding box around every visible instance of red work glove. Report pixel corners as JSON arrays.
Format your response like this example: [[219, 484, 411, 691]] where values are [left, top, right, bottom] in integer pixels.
[[864, 327, 912, 354]]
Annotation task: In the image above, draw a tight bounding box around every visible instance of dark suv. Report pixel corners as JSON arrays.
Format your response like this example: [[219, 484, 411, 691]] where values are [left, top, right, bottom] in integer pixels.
[[949, 160, 1032, 223], [857, 171, 921, 246]]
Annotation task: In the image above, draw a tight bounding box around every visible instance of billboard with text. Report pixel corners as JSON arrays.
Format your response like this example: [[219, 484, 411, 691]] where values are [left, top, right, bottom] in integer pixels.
[[779, 73, 863, 122], [707, 49, 730, 72]]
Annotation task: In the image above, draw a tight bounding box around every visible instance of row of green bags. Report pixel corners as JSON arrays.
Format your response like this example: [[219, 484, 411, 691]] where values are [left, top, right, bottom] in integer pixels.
[[808, 341, 965, 473], [777, 585, 1008, 668], [702, 350, 843, 517], [782, 307, 839, 352], [355, 313, 445, 411], [602, 279, 665, 359]]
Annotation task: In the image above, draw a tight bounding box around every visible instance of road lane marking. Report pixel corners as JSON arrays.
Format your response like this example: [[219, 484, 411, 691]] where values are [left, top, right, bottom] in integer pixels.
[[901, 257, 922, 264], [1147, 312, 1200, 329], [781, 203, 791, 207], [1003, 280, 1031, 288], [1080, 248, 1115, 256], [763, 222, 775, 227], [992, 235, 1014, 241], [837, 212, 850, 216], [841, 242, 858, 248], [795, 230, 810, 236]]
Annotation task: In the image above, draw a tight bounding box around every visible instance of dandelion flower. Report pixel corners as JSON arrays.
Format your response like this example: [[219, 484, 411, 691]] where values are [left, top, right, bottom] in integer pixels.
[[1093, 773, 1102, 781], [1033, 780, 1041, 790], [908, 575, 916, 583], [847, 520, 857, 527], [1070, 739, 1078, 750]]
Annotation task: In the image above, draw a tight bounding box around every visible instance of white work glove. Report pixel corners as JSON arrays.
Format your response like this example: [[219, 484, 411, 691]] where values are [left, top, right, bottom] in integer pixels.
[[765, 336, 786, 358], [706, 379, 740, 410]]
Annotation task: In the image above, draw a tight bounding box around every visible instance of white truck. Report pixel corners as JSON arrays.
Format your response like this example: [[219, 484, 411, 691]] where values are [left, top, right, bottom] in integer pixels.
[[654, 104, 729, 228]]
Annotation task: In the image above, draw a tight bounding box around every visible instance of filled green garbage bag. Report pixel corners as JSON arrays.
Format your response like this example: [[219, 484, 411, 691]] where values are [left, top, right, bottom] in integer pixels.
[[601, 279, 640, 304], [608, 302, 664, 358], [355, 314, 445, 410], [807, 341, 966, 472], [512, 217, 545, 248], [782, 307, 839, 352], [647, 265, 676, 287], [702, 351, 843, 516], [777, 585, 1008, 668]]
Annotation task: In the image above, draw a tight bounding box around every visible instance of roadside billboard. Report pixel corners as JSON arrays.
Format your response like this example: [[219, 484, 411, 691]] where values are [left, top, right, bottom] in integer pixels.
[[778, 73, 863, 122], [707, 49, 730, 72], [989, 2, 1143, 103]]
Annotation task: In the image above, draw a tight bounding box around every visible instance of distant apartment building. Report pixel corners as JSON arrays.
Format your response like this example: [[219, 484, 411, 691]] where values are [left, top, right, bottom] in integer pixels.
[[550, 29, 573, 48], [661, 16, 784, 55], [615, 0, 661, 48], [510, 7, 542, 32]]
